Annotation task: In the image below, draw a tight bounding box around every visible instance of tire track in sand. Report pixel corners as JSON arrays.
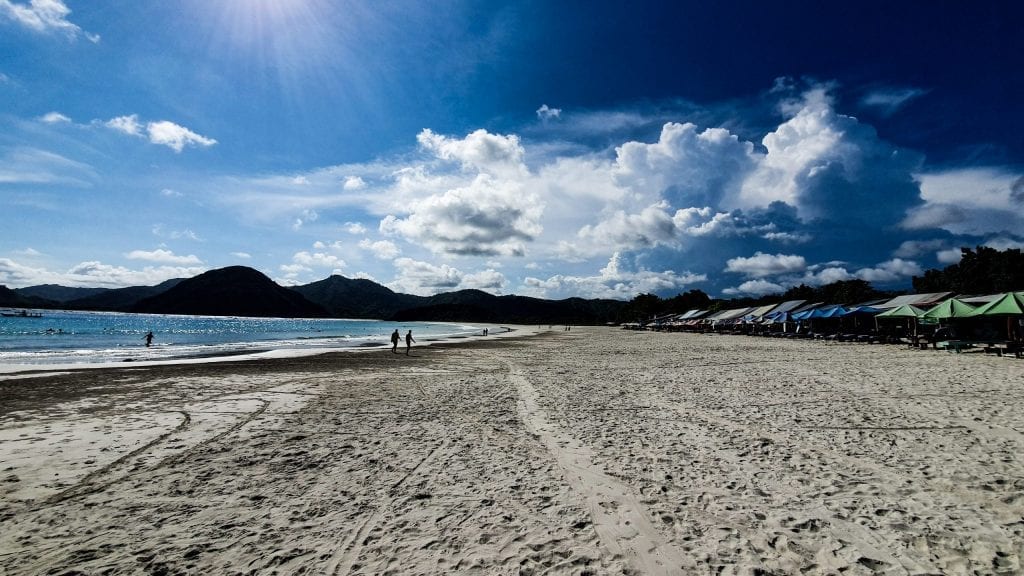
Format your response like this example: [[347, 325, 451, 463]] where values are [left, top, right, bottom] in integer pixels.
[[507, 360, 692, 575]]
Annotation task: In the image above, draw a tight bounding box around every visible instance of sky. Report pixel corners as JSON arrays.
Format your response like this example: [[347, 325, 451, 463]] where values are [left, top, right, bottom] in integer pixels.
[[1, 0, 1022, 300]]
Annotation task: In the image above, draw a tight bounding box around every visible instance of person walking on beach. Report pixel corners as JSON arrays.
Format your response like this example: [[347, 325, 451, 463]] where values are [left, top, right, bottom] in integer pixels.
[[391, 329, 400, 353], [143, 331, 154, 347], [405, 330, 415, 355]]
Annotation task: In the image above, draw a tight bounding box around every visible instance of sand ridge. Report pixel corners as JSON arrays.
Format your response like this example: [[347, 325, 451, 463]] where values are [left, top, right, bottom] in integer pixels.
[[1, 327, 1022, 574]]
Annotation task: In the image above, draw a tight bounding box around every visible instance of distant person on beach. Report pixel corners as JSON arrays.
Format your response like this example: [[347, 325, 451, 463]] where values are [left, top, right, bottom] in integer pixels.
[[144, 331, 154, 347], [405, 330, 415, 355], [391, 329, 400, 354]]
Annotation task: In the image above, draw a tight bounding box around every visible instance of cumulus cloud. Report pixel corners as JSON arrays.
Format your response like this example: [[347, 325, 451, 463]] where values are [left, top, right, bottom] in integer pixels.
[[39, 111, 70, 124], [105, 114, 143, 136], [381, 173, 543, 257], [231, 252, 252, 260], [387, 257, 464, 296], [461, 269, 507, 292], [536, 104, 561, 121], [613, 122, 755, 208], [0, 0, 99, 42], [893, 239, 947, 259], [124, 248, 202, 265], [522, 252, 706, 300], [343, 222, 367, 234], [343, 176, 366, 190], [0, 257, 202, 288], [722, 279, 785, 297], [417, 128, 526, 177], [854, 258, 922, 283], [739, 87, 922, 224], [103, 115, 216, 152], [292, 250, 345, 269], [358, 239, 400, 260], [146, 120, 217, 152], [576, 203, 680, 253], [907, 168, 1024, 235], [292, 209, 318, 230], [725, 252, 807, 278]]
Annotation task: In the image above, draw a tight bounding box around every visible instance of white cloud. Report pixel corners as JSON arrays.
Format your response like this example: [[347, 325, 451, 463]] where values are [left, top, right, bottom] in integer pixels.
[[854, 258, 922, 283], [800, 266, 853, 286], [124, 248, 202, 265], [722, 279, 785, 296], [343, 176, 366, 190], [160, 188, 182, 197], [576, 203, 680, 253], [725, 252, 806, 278], [231, 252, 252, 260], [893, 239, 947, 258], [0, 257, 202, 288], [417, 128, 526, 177], [738, 87, 922, 223], [0, 0, 99, 42], [151, 225, 201, 241], [39, 111, 70, 124], [906, 168, 1024, 235], [343, 222, 367, 234], [936, 248, 962, 264], [105, 114, 143, 136], [536, 104, 561, 121], [613, 122, 755, 208], [860, 87, 927, 116], [292, 250, 345, 269], [358, 238, 400, 260], [381, 173, 543, 257], [0, 147, 94, 186], [388, 257, 463, 296], [462, 269, 507, 292], [293, 209, 318, 230], [521, 252, 705, 300], [146, 120, 217, 152]]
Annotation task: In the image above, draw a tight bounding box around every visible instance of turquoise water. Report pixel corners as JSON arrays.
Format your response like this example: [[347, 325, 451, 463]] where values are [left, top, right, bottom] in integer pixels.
[[0, 309, 481, 365]]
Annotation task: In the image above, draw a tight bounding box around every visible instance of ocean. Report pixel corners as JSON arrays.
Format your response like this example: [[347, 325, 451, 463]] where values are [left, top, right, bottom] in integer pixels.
[[0, 309, 482, 366]]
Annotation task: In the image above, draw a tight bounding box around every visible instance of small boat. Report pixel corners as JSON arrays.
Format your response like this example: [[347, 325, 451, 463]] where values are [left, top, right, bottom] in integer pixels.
[[1, 309, 43, 318]]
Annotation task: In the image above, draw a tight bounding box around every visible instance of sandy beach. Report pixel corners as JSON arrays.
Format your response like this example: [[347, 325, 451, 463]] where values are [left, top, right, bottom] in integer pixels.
[[1, 327, 1022, 575]]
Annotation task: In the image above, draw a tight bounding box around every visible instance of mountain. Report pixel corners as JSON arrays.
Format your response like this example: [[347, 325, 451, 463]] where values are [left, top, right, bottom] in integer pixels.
[[64, 278, 185, 311], [291, 275, 421, 318], [392, 291, 624, 324], [293, 277, 626, 324], [133, 267, 327, 318], [14, 284, 107, 303], [0, 285, 55, 309]]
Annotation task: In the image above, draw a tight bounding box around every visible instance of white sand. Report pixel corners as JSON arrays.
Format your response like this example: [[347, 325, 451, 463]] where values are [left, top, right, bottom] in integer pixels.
[[1, 327, 1022, 574]]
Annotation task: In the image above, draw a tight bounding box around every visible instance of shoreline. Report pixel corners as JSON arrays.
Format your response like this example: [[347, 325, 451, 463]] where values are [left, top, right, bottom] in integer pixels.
[[0, 323, 538, 377], [2, 327, 1022, 574]]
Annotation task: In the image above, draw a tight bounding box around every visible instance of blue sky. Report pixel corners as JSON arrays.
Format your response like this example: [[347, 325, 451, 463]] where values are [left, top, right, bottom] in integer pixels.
[[1, 1, 1022, 299]]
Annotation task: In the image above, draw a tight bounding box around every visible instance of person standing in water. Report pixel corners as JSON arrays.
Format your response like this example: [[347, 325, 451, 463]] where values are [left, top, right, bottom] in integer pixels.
[[391, 329, 400, 354], [144, 331, 154, 347], [405, 330, 415, 355]]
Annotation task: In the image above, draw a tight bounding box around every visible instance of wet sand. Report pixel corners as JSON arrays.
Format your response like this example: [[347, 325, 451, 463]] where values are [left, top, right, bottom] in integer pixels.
[[1, 327, 1022, 575]]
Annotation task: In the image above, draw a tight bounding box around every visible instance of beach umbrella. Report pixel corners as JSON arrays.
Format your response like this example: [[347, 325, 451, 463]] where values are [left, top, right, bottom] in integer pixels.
[[965, 292, 1024, 317], [876, 304, 925, 338], [963, 292, 1024, 340], [921, 297, 977, 320], [876, 304, 925, 318]]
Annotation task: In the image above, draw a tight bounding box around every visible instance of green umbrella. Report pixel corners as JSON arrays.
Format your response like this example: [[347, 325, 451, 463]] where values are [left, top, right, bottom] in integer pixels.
[[921, 298, 976, 320], [965, 292, 1024, 341], [965, 292, 1024, 317]]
